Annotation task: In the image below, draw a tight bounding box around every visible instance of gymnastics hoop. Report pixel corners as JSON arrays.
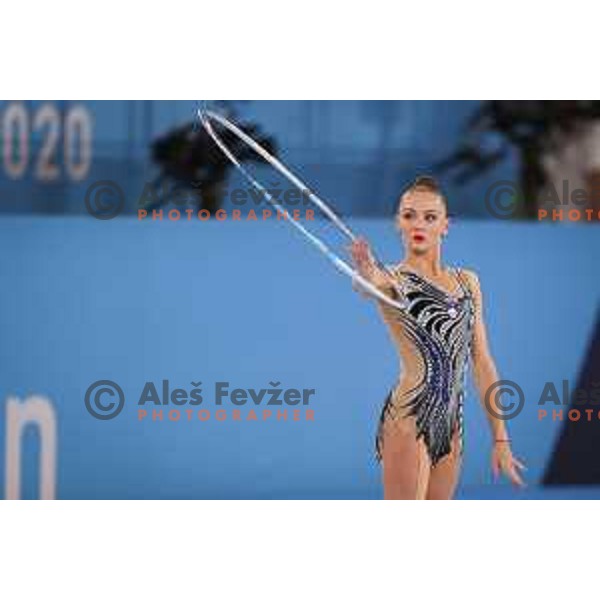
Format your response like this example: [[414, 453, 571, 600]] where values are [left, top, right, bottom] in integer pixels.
[[198, 108, 407, 311]]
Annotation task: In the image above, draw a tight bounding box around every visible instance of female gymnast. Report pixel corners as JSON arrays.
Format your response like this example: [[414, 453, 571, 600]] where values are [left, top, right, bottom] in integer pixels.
[[350, 176, 526, 500]]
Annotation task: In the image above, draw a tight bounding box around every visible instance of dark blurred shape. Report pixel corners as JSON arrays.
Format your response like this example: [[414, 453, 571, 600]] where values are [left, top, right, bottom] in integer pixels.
[[145, 105, 278, 213], [436, 101, 600, 218], [543, 305, 600, 485]]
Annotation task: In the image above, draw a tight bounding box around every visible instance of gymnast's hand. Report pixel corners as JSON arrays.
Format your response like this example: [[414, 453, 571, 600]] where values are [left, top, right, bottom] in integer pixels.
[[350, 237, 374, 275], [350, 238, 394, 292], [491, 441, 527, 487]]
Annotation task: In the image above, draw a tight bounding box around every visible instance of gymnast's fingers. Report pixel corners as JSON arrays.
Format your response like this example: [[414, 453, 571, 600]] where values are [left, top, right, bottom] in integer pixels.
[[507, 463, 525, 487], [513, 456, 527, 470]]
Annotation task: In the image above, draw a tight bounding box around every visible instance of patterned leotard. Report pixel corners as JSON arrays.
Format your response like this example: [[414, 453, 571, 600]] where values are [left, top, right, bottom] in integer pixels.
[[375, 265, 476, 467]]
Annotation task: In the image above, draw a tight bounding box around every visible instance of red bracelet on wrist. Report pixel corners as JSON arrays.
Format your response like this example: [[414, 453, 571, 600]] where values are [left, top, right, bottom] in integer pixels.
[[495, 439, 510, 443]]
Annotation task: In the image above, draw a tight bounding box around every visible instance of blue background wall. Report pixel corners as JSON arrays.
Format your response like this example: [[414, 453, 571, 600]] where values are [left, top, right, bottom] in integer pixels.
[[0, 216, 597, 498]]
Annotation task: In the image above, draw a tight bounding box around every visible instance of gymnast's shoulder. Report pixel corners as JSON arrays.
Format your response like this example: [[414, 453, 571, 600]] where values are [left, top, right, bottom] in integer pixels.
[[455, 266, 482, 295]]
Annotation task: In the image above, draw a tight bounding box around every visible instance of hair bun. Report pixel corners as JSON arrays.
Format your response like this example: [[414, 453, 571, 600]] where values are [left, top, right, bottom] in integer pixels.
[[412, 175, 440, 191]]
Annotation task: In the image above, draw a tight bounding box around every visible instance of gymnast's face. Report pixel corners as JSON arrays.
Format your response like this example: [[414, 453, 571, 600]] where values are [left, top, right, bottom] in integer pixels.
[[396, 190, 449, 255]]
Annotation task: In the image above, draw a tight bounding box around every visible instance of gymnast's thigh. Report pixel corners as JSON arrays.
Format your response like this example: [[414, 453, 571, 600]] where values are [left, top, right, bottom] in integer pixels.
[[381, 417, 431, 500], [425, 429, 462, 500]]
